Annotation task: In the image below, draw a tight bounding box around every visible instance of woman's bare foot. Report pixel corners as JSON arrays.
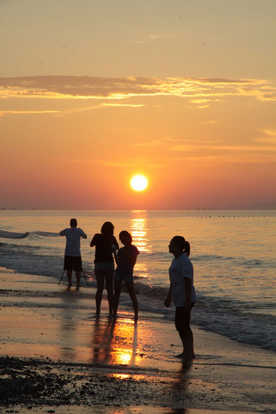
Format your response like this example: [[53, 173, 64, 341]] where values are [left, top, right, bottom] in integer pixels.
[[175, 352, 196, 359]]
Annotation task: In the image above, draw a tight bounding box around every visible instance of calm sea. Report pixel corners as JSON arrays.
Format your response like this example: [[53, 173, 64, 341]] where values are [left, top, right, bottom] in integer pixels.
[[0, 209, 276, 352]]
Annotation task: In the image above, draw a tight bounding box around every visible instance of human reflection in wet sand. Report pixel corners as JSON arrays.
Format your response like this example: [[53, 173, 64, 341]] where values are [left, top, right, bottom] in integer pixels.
[[129, 321, 138, 367], [59, 291, 80, 362], [91, 316, 117, 365], [111, 319, 139, 374], [91, 316, 139, 370], [168, 363, 192, 414]]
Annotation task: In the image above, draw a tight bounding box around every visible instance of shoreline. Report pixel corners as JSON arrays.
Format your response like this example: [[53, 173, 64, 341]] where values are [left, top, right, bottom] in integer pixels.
[[0, 267, 276, 413]]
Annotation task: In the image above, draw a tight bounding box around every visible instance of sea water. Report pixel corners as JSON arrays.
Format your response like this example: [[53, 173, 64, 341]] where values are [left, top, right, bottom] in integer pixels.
[[0, 209, 276, 352]]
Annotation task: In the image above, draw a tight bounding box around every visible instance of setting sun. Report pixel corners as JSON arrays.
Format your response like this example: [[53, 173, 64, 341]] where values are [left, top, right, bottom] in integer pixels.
[[130, 174, 148, 192]]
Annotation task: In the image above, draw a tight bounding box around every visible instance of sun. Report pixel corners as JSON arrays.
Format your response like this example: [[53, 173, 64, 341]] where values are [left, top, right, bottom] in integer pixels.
[[130, 174, 148, 192]]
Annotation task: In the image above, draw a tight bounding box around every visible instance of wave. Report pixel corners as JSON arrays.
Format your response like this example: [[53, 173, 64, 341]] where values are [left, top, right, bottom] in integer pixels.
[[1, 234, 275, 269], [0, 230, 60, 240], [29, 231, 60, 238], [144, 251, 276, 269], [0, 241, 275, 353], [0, 230, 29, 239]]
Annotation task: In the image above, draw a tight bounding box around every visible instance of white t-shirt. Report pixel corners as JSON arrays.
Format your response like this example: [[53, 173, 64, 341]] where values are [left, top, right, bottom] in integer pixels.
[[60, 227, 87, 256], [169, 253, 196, 307]]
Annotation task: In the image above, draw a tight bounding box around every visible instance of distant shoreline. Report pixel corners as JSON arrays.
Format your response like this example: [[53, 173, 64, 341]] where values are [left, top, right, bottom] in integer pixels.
[[1, 208, 276, 211]]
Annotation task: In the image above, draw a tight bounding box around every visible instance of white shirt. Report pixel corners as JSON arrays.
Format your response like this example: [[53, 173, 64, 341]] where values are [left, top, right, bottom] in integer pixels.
[[169, 253, 196, 307], [60, 227, 87, 256]]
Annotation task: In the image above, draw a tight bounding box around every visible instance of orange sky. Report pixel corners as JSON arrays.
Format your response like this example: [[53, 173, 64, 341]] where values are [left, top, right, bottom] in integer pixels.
[[1, 1, 276, 209]]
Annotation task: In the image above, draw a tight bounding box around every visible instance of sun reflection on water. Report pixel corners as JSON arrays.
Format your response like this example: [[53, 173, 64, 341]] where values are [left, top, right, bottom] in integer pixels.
[[130, 211, 151, 253], [129, 210, 150, 283]]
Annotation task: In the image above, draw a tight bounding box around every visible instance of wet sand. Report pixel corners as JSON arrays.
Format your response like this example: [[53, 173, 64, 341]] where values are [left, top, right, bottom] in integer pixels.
[[0, 267, 276, 413]]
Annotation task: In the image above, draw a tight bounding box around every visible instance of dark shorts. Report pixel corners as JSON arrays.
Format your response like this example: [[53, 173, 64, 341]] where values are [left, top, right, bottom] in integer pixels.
[[64, 256, 82, 272], [175, 305, 194, 332], [115, 269, 133, 284], [95, 262, 114, 287], [95, 262, 114, 273]]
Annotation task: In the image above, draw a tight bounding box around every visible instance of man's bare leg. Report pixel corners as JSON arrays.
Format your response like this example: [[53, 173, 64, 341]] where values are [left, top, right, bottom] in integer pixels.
[[76, 271, 81, 290], [67, 270, 72, 290]]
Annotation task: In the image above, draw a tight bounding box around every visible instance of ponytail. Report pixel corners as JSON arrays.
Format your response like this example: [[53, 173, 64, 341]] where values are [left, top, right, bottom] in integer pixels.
[[184, 240, 190, 256], [171, 235, 191, 256]]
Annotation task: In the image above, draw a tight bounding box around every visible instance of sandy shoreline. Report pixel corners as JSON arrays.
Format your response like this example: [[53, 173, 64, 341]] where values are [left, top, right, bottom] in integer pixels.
[[0, 267, 276, 413]]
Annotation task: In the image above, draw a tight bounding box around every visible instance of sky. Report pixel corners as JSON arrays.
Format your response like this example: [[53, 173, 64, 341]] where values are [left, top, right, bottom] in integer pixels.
[[1, 0, 276, 209]]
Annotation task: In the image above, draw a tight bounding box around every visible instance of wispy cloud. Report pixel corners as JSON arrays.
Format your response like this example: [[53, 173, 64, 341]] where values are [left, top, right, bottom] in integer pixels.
[[94, 159, 166, 169], [0, 76, 275, 104], [171, 144, 276, 153], [263, 129, 276, 136], [0, 109, 60, 117], [254, 129, 276, 144], [148, 33, 176, 41], [136, 33, 176, 44], [101, 103, 144, 108], [136, 136, 222, 148], [202, 120, 217, 125]]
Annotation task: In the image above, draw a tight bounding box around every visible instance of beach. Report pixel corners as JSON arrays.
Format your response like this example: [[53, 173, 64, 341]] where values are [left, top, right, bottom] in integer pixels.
[[0, 266, 275, 413]]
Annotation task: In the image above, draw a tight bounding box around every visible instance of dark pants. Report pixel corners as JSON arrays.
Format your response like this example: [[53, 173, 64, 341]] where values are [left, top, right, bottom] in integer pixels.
[[175, 306, 191, 332], [175, 305, 194, 359]]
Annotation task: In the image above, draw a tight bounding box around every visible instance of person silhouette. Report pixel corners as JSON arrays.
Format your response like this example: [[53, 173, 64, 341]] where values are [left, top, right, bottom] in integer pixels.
[[113, 231, 139, 321], [90, 221, 119, 315], [60, 218, 87, 290], [165, 235, 196, 366]]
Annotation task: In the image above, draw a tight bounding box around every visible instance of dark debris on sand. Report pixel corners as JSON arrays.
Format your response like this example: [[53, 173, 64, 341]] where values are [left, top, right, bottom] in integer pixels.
[[1, 356, 266, 412], [0, 356, 173, 408]]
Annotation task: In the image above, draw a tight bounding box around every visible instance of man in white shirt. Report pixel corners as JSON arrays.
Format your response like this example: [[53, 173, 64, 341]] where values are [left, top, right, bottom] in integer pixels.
[[60, 218, 87, 290]]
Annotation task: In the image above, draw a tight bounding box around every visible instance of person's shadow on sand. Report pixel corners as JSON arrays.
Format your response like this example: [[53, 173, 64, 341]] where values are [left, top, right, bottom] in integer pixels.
[[91, 316, 117, 365], [168, 363, 192, 413]]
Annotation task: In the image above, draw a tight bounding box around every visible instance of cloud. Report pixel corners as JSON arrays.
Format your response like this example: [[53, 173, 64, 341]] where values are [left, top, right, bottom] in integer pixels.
[[136, 33, 176, 44], [0, 109, 60, 117], [101, 103, 144, 108], [148, 33, 176, 41], [171, 144, 276, 153], [202, 120, 217, 125], [0, 76, 275, 104], [94, 160, 166, 169], [136, 136, 222, 148], [135, 134, 276, 163], [254, 129, 276, 144], [262, 129, 276, 137]]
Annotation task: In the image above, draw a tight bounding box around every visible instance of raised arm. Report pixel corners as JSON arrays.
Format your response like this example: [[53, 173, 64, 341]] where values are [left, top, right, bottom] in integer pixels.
[[90, 234, 97, 247], [80, 229, 87, 239]]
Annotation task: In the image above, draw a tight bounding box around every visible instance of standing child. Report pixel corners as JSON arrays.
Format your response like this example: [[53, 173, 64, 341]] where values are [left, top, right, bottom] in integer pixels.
[[164, 235, 196, 366], [113, 231, 139, 321]]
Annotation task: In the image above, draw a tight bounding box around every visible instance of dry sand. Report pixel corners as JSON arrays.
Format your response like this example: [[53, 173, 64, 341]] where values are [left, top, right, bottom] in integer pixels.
[[0, 267, 275, 413]]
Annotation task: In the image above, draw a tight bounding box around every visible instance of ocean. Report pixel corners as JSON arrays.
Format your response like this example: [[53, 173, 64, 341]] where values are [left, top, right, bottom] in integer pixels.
[[0, 209, 276, 353]]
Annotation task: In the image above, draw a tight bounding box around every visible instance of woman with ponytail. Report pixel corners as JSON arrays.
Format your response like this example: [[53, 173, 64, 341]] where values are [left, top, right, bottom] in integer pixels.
[[164, 235, 196, 366]]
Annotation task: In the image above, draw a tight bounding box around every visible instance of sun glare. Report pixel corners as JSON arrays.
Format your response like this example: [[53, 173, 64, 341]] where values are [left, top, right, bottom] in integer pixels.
[[130, 174, 148, 192]]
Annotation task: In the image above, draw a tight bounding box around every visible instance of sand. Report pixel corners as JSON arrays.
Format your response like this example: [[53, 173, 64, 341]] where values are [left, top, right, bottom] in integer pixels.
[[0, 266, 275, 413]]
